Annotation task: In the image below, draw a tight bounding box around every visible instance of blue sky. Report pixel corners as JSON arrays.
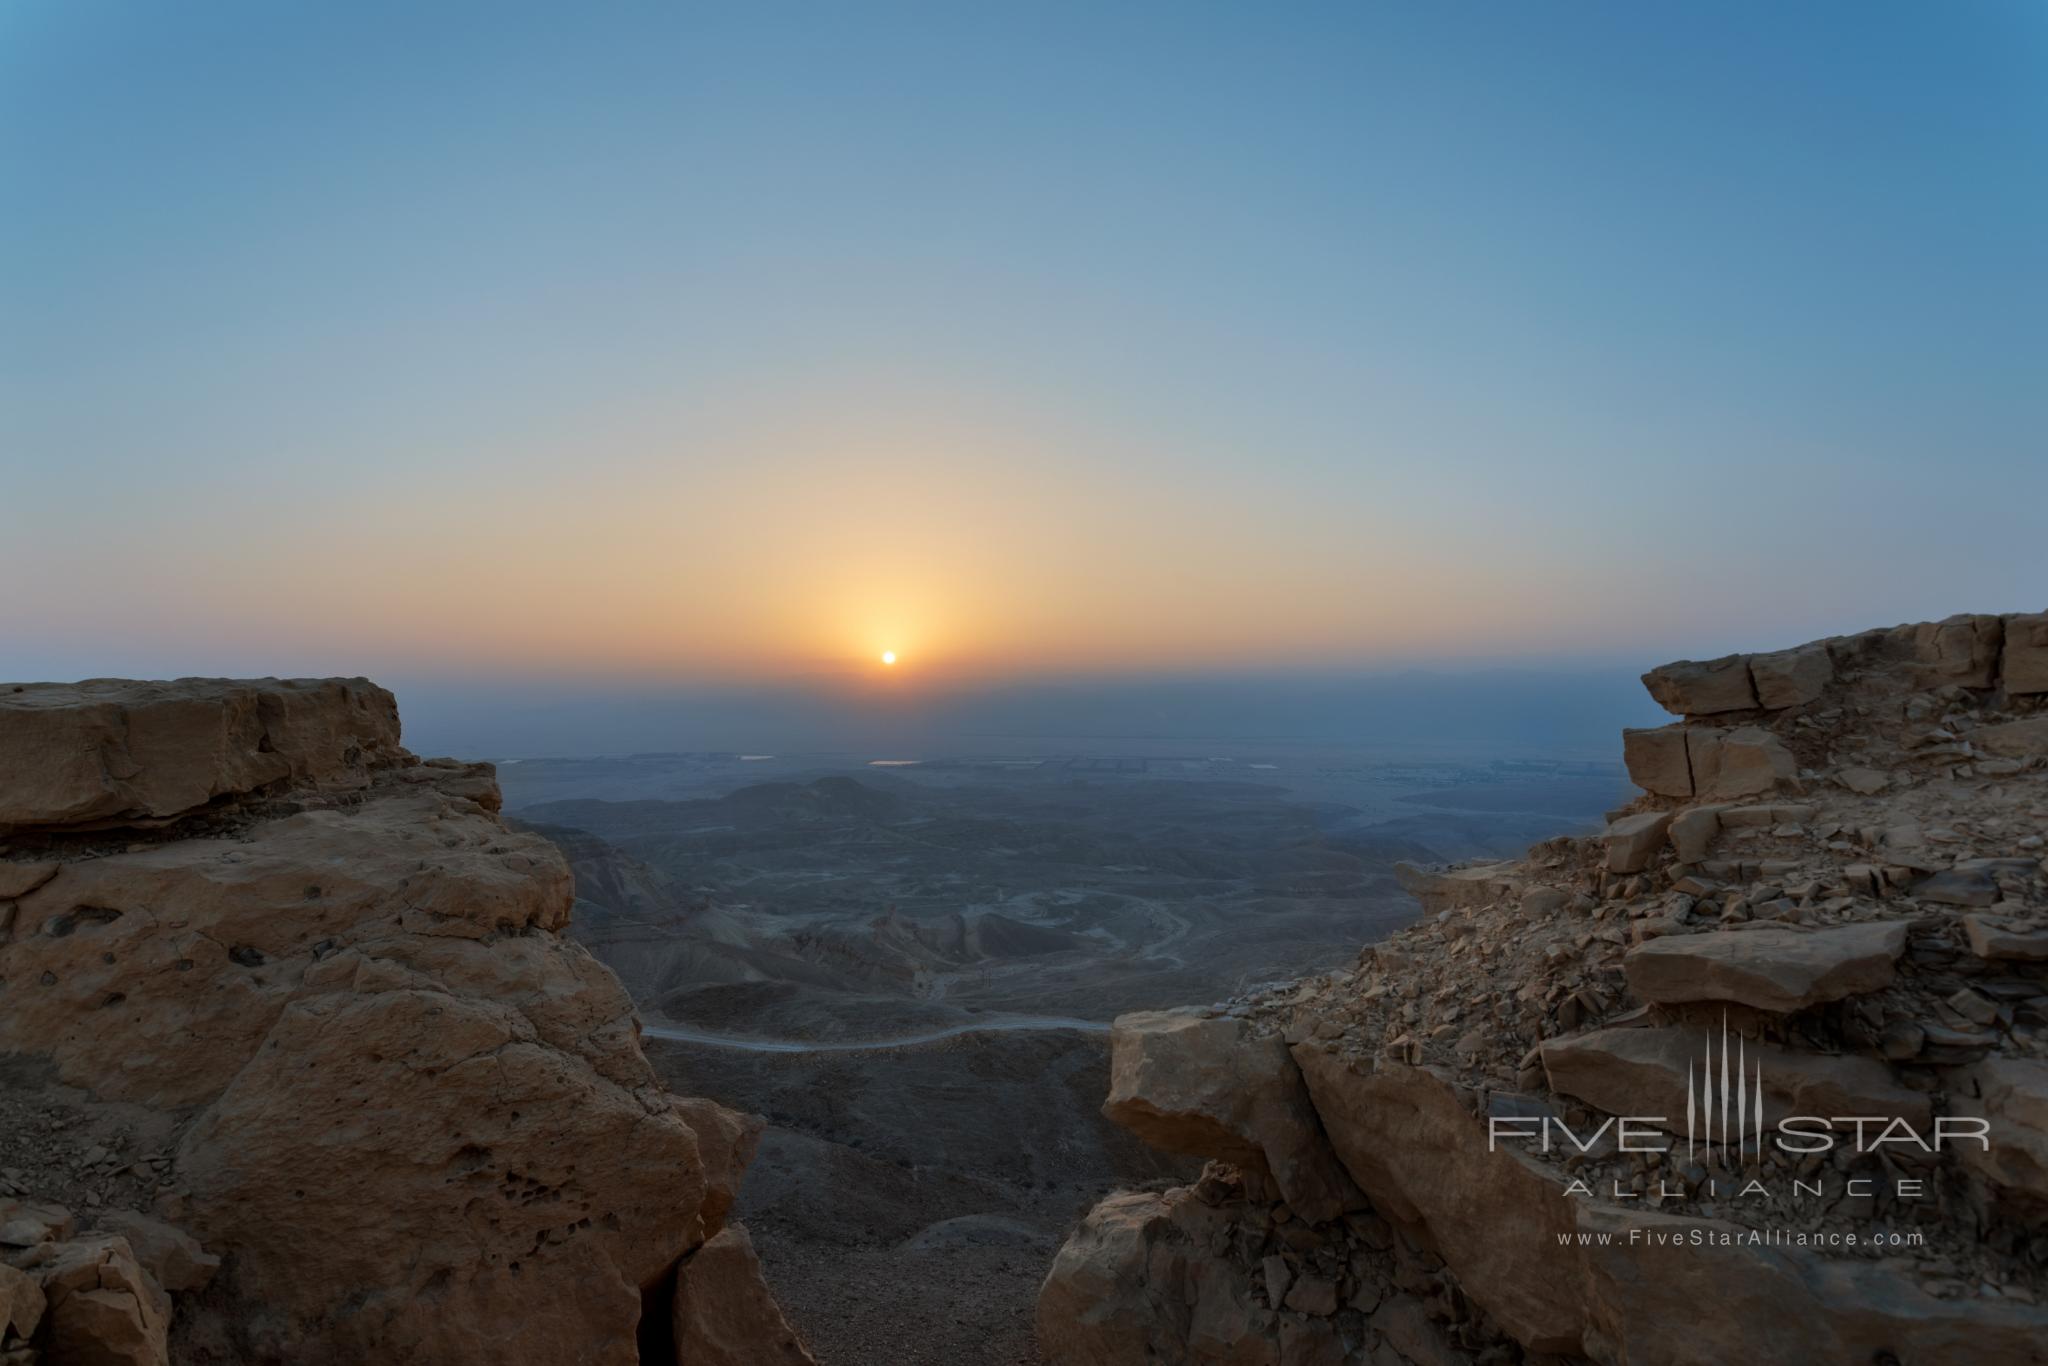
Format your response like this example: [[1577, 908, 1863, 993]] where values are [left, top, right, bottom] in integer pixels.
[[3, 1, 2044, 707]]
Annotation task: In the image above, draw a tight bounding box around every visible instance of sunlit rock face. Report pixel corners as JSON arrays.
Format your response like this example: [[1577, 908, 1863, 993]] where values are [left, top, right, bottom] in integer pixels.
[[0, 677, 811, 1365], [1039, 612, 2048, 1365]]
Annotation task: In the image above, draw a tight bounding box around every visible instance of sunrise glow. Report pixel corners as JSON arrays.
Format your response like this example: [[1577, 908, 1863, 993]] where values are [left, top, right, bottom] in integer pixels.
[[880, 651, 897, 666]]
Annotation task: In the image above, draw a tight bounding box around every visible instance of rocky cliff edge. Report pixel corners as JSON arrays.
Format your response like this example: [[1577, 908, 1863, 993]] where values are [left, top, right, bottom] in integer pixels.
[[1039, 612, 2048, 1366], [0, 678, 814, 1366]]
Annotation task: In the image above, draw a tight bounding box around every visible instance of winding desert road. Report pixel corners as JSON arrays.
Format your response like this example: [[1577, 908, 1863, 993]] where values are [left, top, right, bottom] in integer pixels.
[[639, 1014, 1109, 1053]]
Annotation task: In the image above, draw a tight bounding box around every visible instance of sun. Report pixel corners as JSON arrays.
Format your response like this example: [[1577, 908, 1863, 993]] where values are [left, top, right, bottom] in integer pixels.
[[880, 650, 897, 666]]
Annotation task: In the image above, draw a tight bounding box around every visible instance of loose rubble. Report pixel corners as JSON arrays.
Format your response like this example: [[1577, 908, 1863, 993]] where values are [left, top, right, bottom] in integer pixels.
[[1039, 613, 2048, 1364]]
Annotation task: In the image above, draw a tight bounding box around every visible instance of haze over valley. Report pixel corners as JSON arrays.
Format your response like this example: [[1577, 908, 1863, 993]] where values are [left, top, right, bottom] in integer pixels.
[[497, 733, 1630, 1361]]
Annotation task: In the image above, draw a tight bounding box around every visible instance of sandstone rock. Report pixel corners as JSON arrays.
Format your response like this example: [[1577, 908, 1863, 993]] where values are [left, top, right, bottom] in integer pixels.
[[1689, 726, 1795, 800], [1292, 1052, 1582, 1353], [670, 1098, 764, 1242], [1283, 1274, 1337, 1316], [0, 1263, 43, 1345], [90, 1212, 217, 1294], [670, 1225, 816, 1366], [1391, 860, 1521, 913], [31, 1235, 170, 1366], [1952, 1058, 2048, 1206], [0, 679, 793, 1366], [1668, 807, 1721, 864], [1037, 1188, 1276, 1366], [1622, 922, 1907, 1012], [0, 678, 403, 833], [1878, 1019, 1924, 1059], [1574, 1204, 2048, 1365], [1914, 866, 2001, 907], [1642, 656, 1757, 717], [1103, 1010, 1362, 1222], [1974, 716, 2048, 759], [1749, 642, 1833, 709], [1833, 766, 1889, 795], [1370, 1298, 1465, 1366], [0, 1200, 75, 1249], [1715, 802, 1812, 827], [175, 981, 703, 1366], [1542, 1025, 1932, 1133], [1602, 811, 1673, 875], [1964, 915, 2048, 961], [1950, 987, 1999, 1026], [1622, 727, 1693, 797], [1053, 614, 2048, 1366], [1259, 1253, 1291, 1306], [2003, 610, 2048, 694], [1908, 614, 2004, 689], [0, 784, 573, 1109], [0, 863, 57, 900]]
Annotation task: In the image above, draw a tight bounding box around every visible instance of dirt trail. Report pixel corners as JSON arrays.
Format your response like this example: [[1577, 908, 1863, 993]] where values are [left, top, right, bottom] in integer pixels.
[[639, 1015, 1109, 1053]]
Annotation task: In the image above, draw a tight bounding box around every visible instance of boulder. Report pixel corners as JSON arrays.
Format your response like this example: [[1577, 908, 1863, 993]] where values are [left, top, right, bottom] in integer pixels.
[[1292, 1051, 1583, 1353], [90, 1212, 217, 1294], [1833, 767, 1889, 795], [0, 782, 573, 1110], [1668, 806, 1721, 864], [1974, 716, 2048, 759], [1963, 915, 2048, 961], [670, 1226, 817, 1366], [0, 678, 403, 833], [1915, 867, 2001, 907], [0, 1199, 75, 1250], [1622, 922, 1907, 1012], [2003, 611, 2048, 694], [1103, 1010, 1361, 1222], [1689, 727, 1795, 800], [1622, 727, 1693, 797], [0, 1262, 44, 1345], [1037, 1188, 1274, 1366], [670, 1098, 765, 1242], [1749, 643, 1833, 709], [1951, 1058, 2048, 1206], [1642, 657, 1757, 717], [174, 980, 703, 1366], [1602, 811, 1673, 874], [28, 1234, 170, 1366], [0, 679, 792, 1366], [1908, 614, 2004, 689], [1542, 1025, 1932, 1135]]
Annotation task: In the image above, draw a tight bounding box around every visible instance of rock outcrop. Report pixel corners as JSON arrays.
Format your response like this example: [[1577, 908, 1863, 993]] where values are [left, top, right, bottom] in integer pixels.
[[1101, 1009, 1363, 1223], [1040, 612, 2048, 1364], [0, 678, 811, 1365]]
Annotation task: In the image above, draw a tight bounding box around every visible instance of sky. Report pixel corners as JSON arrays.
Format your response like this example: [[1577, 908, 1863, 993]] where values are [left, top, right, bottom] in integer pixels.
[[3, 2, 2044, 751]]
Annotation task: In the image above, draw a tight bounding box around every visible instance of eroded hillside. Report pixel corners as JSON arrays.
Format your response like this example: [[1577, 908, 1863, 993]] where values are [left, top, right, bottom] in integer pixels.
[[1041, 612, 2048, 1364]]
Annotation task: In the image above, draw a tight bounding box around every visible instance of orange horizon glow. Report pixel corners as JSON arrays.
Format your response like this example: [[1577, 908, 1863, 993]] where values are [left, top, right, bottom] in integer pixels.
[[3, 394, 1822, 686]]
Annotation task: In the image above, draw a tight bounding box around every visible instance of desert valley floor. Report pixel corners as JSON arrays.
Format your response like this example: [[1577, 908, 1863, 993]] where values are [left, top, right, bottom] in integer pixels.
[[497, 743, 1626, 1363]]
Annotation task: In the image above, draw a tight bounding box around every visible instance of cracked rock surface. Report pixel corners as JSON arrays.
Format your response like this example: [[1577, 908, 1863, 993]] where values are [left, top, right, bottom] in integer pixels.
[[1040, 613, 2048, 1365], [1, 678, 811, 1366]]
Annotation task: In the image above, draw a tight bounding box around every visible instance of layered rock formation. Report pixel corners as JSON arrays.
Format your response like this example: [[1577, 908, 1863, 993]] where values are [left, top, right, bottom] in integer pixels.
[[1040, 614, 2048, 1364], [0, 679, 812, 1365]]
